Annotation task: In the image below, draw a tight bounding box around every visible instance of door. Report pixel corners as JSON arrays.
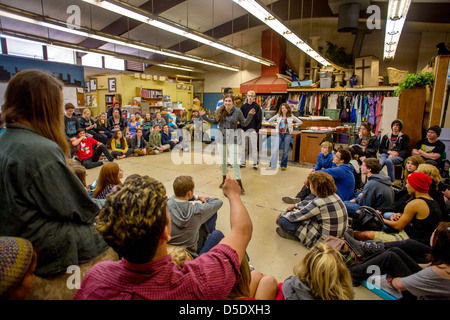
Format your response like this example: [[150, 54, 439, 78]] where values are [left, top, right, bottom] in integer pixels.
[[397, 88, 426, 150]]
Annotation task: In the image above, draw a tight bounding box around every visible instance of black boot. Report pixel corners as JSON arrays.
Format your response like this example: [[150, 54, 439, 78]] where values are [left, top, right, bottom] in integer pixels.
[[237, 179, 245, 195], [219, 175, 226, 188], [344, 231, 385, 258]]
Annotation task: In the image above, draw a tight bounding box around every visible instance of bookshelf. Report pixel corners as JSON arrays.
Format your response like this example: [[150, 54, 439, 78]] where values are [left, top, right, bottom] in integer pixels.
[[137, 87, 163, 101], [105, 94, 121, 108]]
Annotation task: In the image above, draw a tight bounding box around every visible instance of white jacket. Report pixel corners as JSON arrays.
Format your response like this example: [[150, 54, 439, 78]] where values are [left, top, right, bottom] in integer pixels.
[[268, 114, 303, 133]]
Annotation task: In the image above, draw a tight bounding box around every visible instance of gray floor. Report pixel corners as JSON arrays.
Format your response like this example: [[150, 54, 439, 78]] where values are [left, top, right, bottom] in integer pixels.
[[86, 141, 382, 300]]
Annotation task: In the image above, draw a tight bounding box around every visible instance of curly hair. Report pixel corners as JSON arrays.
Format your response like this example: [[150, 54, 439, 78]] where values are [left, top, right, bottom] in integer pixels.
[[96, 175, 168, 263], [293, 242, 354, 300], [307, 172, 337, 198], [277, 103, 292, 117]]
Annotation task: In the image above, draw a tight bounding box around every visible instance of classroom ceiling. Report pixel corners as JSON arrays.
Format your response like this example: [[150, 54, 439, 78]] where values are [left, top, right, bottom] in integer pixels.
[[0, 0, 449, 73]]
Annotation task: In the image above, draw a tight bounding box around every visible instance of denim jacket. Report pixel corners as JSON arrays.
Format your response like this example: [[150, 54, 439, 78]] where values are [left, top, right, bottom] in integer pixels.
[[0, 124, 109, 277]]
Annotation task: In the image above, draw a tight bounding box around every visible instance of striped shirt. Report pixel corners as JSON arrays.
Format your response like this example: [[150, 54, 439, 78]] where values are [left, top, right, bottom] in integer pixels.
[[73, 244, 240, 300], [281, 194, 348, 248]]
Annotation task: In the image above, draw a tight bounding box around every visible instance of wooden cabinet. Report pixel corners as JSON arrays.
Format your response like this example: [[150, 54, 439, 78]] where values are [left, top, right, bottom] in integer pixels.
[[397, 88, 427, 149], [300, 132, 327, 164]]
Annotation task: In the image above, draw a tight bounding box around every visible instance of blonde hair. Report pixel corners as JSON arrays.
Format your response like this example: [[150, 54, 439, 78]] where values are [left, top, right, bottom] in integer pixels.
[[417, 163, 442, 188], [320, 141, 334, 153], [227, 255, 252, 300], [293, 242, 354, 300], [167, 245, 193, 268]]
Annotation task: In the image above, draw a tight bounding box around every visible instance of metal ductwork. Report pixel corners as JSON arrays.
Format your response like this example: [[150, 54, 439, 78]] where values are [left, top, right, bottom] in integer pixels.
[[328, 0, 370, 32]]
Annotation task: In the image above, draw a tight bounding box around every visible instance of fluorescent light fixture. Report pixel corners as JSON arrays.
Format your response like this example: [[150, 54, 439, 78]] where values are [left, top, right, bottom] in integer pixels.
[[383, 0, 411, 60], [232, 0, 331, 66], [0, 6, 240, 71], [0, 30, 206, 72], [82, 0, 275, 66]]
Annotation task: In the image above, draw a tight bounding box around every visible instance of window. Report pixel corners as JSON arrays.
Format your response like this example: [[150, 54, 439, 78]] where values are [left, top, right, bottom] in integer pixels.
[[104, 55, 125, 71], [81, 53, 103, 68], [6, 37, 43, 59], [47, 46, 76, 64]]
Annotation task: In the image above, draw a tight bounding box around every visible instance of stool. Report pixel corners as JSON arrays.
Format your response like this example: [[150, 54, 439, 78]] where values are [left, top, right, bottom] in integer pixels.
[[394, 163, 404, 181]]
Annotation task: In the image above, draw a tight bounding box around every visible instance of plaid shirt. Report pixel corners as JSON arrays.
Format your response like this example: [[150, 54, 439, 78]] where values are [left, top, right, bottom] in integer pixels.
[[281, 194, 348, 248], [73, 244, 240, 300]]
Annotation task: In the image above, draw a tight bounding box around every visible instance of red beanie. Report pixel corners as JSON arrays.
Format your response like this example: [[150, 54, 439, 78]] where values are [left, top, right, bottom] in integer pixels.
[[407, 172, 432, 193]]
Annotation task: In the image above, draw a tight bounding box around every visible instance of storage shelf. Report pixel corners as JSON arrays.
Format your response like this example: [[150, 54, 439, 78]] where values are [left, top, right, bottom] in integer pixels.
[[288, 86, 397, 92]]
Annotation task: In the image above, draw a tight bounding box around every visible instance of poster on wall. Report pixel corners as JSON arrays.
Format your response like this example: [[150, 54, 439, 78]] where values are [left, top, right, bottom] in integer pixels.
[[108, 78, 116, 92], [90, 78, 97, 91], [92, 94, 98, 108]]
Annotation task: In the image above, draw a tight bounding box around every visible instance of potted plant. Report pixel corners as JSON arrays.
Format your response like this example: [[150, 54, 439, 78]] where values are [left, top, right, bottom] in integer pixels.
[[394, 72, 434, 96]]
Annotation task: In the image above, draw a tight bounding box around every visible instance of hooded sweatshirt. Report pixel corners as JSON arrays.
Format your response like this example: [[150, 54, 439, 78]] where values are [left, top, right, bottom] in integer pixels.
[[167, 195, 223, 257], [319, 164, 355, 201], [282, 276, 316, 300], [357, 172, 394, 209]]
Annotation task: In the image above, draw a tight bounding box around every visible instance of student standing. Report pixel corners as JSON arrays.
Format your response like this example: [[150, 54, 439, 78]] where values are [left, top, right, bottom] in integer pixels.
[[200, 95, 255, 194], [267, 103, 302, 171], [239, 90, 262, 170]]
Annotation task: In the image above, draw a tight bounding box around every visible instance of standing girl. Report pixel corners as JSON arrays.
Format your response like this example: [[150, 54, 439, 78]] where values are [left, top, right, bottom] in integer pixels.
[[200, 94, 255, 194], [267, 103, 302, 171]]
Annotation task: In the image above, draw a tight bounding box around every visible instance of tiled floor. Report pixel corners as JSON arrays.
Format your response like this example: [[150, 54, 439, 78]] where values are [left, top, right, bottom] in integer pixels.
[[86, 141, 381, 300]]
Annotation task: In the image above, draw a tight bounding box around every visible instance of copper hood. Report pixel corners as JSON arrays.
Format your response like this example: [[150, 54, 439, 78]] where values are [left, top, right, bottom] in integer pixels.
[[240, 29, 289, 94]]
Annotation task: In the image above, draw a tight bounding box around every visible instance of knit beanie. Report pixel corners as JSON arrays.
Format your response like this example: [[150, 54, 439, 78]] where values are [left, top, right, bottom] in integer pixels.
[[0, 237, 34, 299], [407, 172, 432, 193], [428, 125, 442, 137], [391, 119, 403, 131]]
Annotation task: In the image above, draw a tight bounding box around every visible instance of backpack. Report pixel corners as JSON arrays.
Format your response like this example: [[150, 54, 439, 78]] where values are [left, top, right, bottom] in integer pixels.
[[351, 206, 384, 231], [324, 235, 363, 267]]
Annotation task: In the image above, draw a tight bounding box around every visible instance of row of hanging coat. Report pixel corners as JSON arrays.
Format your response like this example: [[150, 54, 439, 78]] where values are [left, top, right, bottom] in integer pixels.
[[287, 92, 394, 133]]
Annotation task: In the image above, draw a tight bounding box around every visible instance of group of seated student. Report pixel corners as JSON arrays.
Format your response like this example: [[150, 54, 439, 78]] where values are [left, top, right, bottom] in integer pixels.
[[64, 103, 192, 167], [2, 70, 449, 301]]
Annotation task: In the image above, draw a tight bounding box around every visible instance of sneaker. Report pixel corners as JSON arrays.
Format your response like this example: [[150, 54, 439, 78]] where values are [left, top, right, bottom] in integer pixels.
[[281, 167, 286, 171], [240, 163, 246, 168], [276, 227, 300, 242], [253, 164, 258, 170], [343, 231, 365, 257], [282, 196, 301, 204]]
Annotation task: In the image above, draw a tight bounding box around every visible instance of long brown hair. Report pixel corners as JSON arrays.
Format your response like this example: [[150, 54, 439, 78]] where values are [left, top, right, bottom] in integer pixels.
[[112, 130, 126, 148], [216, 94, 234, 123], [93, 162, 122, 198], [2, 69, 69, 156], [278, 103, 292, 117]]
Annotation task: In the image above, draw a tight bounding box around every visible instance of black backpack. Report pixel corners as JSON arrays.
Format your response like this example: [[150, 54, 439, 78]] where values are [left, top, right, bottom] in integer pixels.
[[351, 206, 384, 231]]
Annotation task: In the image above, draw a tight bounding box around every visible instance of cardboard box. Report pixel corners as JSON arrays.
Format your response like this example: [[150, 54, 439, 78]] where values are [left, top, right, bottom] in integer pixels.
[[140, 102, 150, 115], [354, 56, 379, 87]]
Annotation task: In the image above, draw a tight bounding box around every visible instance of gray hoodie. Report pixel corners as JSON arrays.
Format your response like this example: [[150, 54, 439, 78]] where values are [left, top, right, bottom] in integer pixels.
[[282, 276, 316, 300], [357, 172, 394, 210], [167, 195, 223, 257]]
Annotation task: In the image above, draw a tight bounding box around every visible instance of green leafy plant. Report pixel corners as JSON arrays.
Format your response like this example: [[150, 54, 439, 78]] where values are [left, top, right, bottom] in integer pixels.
[[324, 41, 353, 69], [394, 72, 434, 96]]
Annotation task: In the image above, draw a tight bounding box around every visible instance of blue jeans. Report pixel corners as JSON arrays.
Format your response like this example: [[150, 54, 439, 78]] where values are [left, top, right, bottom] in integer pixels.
[[199, 230, 225, 255], [378, 153, 404, 182], [278, 217, 300, 235], [382, 212, 400, 233], [344, 201, 360, 217], [270, 133, 292, 169]]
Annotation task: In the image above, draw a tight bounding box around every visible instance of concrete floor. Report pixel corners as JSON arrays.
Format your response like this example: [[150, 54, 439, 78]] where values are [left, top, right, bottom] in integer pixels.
[[85, 141, 382, 300]]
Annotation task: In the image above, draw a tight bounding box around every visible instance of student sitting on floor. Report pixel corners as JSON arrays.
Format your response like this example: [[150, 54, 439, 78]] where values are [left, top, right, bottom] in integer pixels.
[[344, 158, 394, 217], [73, 174, 253, 300], [110, 130, 135, 159], [93, 162, 123, 200], [354, 172, 442, 246], [161, 124, 185, 151], [71, 128, 114, 169], [148, 124, 170, 154], [282, 242, 354, 300], [130, 128, 155, 156], [167, 175, 224, 258], [275, 172, 348, 249], [227, 255, 282, 300]]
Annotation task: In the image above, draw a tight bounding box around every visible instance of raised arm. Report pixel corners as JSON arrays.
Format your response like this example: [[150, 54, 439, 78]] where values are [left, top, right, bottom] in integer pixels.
[[219, 175, 253, 263], [200, 109, 218, 125]]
